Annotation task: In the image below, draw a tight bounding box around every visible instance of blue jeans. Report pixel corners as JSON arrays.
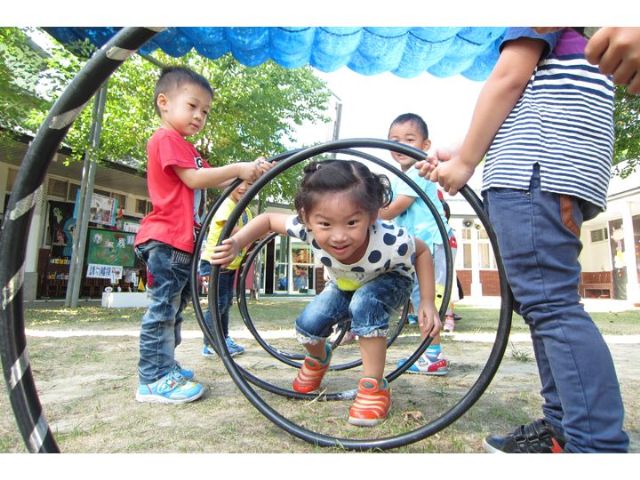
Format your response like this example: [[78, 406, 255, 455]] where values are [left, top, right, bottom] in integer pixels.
[[135, 240, 193, 385], [199, 260, 235, 345], [296, 271, 412, 342], [483, 166, 628, 452]]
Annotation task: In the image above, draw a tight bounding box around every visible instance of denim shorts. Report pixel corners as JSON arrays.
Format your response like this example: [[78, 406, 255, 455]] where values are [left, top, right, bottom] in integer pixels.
[[295, 271, 412, 343]]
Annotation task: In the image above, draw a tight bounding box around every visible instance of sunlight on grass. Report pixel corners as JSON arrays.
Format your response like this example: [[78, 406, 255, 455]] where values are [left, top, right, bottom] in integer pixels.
[[21, 300, 640, 336]]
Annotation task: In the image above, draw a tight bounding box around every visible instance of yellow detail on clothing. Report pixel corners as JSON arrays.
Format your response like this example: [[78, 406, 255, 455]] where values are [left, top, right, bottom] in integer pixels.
[[435, 283, 444, 310], [336, 278, 361, 291], [201, 197, 252, 270]]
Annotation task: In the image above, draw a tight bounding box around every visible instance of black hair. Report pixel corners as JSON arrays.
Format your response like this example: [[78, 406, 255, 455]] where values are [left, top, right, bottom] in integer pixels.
[[153, 66, 214, 116], [389, 112, 429, 139], [294, 160, 392, 220]]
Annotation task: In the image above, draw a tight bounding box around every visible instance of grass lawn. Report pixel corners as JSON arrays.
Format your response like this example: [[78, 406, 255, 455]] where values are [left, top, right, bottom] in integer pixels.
[[0, 299, 637, 454], [22, 298, 640, 336]]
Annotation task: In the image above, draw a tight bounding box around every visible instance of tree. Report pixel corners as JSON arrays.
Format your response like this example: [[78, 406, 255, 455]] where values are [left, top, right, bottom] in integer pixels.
[[613, 86, 640, 178], [1, 27, 332, 204], [0, 27, 72, 137]]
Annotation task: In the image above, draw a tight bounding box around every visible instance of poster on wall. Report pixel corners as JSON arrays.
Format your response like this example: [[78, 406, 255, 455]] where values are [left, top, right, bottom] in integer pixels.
[[48, 200, 76, 257], [86, 228, 136, 268], [88, 193, 116, 226]]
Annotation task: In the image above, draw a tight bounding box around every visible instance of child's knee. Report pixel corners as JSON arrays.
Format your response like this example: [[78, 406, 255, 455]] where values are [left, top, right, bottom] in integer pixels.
[[349, 297, 390, 337]]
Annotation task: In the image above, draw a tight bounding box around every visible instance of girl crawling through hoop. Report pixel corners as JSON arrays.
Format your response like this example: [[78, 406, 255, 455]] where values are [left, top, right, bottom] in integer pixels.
[[210, 160, 440, 426]]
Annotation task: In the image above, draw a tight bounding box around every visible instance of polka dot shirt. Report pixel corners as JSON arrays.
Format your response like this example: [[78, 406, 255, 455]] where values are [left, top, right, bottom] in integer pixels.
[[285, 215, 416, 291]]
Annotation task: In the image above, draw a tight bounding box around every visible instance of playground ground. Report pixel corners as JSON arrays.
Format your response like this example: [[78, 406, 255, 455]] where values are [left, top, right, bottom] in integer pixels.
[[0, 297, 638, 456]]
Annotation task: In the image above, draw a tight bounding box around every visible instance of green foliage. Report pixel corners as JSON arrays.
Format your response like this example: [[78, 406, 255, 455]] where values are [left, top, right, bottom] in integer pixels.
[[0, 27, 93, 152], [0, 27, 51, 134], [613, 85, 640, 177], [0, 28, 331, 203]]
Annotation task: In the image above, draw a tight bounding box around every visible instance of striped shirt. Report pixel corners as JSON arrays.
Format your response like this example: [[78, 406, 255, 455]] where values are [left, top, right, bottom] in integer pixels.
[[482, 28, 615, 217]]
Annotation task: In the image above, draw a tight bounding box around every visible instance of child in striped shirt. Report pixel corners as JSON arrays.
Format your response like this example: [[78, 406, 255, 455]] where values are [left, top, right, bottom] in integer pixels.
[[418, 28, 629, 453]]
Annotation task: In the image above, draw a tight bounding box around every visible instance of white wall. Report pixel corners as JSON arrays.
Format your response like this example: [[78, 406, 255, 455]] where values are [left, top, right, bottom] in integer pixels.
[[580, 228, 612, 272]]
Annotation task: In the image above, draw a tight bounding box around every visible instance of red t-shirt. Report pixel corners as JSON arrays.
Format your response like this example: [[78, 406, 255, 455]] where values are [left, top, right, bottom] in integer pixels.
[[135, 128, 209, 254]]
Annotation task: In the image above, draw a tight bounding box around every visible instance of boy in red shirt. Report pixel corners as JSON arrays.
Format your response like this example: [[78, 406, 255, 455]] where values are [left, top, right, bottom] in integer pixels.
[[135, 66, 269, 404]]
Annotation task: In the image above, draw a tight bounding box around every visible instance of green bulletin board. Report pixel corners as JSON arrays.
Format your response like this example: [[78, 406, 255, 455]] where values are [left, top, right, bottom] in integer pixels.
[[87, 228, 136, 267]]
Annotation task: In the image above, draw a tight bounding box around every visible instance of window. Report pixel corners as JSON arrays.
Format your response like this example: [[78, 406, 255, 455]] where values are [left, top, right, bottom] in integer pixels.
[[460, 225, 496, 270], [135, 198, 150, 215], [590, 228, 608, 243], [48, 178, 68, 198], [479, 243, 496, 269], [273, 235, 289, 292], [113, 193, 127, 210], [477, 226, 496, 269], [67, 183, 80, 201], [291, 243, 314, 293], [462, 243, 472, 269]]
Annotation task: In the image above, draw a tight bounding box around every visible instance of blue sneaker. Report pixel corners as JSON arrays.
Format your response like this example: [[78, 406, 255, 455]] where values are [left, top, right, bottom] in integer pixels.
[[225, 337, 245, 357], [407, 314, 418, 325], [136, 370, 204, 404], [174, 362, 194, 380], [202, 345, 216, 357], [397, 353, 449, 376]]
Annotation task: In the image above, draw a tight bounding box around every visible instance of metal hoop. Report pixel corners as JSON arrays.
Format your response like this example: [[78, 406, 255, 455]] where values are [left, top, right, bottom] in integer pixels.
[[204, 138, 513, 450], [0, 27, 160, 453], [192, 144, 452, 400]]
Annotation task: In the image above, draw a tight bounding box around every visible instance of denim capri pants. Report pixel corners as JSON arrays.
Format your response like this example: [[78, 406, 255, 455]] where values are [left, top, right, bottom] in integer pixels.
[[295, 271, 413, 344]]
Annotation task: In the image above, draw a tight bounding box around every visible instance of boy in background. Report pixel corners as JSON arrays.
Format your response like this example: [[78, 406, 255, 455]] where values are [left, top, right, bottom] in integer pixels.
[[379, 113, 453, 375]]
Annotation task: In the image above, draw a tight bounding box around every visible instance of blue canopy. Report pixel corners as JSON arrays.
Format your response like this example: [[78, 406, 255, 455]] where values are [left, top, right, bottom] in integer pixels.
[[45, 27, 506, 81]]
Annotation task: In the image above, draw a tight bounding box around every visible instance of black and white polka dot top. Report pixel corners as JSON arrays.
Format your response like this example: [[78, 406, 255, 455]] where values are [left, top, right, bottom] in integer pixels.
[[285, 215, 416, 291]]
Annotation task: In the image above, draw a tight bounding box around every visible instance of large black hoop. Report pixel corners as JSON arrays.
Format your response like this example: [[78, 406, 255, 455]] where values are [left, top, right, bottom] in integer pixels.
[[192, 144, 451, 402], [205, 138, 513, 450], [0, 27, 160, 453]]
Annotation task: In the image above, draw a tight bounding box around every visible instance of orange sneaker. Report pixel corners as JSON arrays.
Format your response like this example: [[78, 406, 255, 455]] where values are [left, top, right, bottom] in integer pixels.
[[292, 344, 332, 393], [348, 377, 391, 427]]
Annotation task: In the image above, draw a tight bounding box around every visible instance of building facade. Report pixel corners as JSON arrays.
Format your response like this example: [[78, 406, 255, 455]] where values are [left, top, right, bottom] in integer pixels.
[[1, 138, 151, 301], [4, 134, 639, 305]]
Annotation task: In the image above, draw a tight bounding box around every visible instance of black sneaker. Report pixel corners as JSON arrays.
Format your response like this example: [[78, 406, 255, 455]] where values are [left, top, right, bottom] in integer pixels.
[[483, 419, 565, 453]]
